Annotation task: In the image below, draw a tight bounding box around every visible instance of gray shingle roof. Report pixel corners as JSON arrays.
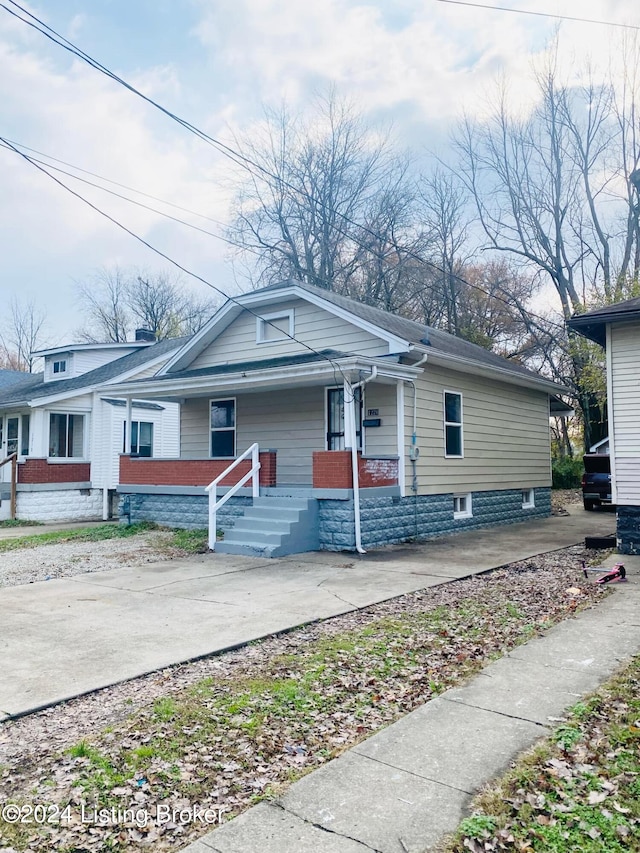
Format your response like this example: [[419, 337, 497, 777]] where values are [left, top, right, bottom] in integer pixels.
[[0, 369, 39, 393], [568, 297, 640, 346], [0, 337, 188, 407], [260, 279, 550, 384]]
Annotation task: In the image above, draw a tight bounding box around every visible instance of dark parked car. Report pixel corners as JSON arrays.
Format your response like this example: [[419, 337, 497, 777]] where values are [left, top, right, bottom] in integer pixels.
[[582, 454, 612, 511]]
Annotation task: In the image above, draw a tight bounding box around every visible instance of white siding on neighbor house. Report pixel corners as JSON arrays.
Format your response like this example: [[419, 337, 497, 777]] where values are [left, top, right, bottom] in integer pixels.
[[405, 365, 551, 495], [188, 299, 389, 370], [610, 323, 640, 505], [73, 346, 141, 377], [91, 399, 180, 489], [180, 383, 400, 485]]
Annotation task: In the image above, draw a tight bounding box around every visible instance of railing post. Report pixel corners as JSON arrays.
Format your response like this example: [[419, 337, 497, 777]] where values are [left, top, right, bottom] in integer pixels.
[[10, 454, 17, 520], [209, 483, 217, 551], [252, 443, 260, 498]]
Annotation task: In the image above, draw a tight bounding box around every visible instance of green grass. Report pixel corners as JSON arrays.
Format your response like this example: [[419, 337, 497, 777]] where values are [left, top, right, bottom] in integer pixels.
[[0, 522, 211, 553], [0, 518, 43, 528], [0, 522, 157, 552], [444, 656, 640, 852]]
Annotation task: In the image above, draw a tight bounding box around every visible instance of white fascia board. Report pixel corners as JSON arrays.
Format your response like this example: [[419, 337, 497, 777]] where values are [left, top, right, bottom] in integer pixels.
[[103, 357, 424, 399], [28, 347, 182, 408], [414, 347, 568, 396], [33, 342, 151, 358], [160, 285, 412, 374]]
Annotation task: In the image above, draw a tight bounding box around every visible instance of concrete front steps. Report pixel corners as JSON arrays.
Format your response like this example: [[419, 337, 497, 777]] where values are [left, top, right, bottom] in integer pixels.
[[216, 495, 319, 558]]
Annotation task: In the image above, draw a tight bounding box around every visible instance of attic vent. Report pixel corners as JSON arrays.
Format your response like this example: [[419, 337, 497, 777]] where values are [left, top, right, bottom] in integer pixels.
[[135, 328, 156, 342]]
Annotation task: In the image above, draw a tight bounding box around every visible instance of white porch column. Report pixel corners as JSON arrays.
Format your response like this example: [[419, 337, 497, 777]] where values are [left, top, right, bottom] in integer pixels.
[[124, 397, 133, 454], [396, 379, 406, 497], [344, 377, 365, 554]]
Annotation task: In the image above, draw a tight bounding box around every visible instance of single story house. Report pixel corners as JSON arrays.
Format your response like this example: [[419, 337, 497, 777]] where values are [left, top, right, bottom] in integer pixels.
[[0, 333, 184, 522], [569, 297, 640, 554], [104, 279, 567, 556]]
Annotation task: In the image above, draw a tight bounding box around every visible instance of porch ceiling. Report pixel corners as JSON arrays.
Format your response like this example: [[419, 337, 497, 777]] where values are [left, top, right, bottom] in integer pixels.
[[100, 352, 423, 402]]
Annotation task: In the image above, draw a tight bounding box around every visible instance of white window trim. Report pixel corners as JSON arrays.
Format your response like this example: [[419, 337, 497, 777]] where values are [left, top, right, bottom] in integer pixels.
[[522, 488, 535, 509], [123, 420, 154, 457], [52, 359, 67, 374], [444, 390, 464, 458], [256, 309, 294, 344], [453, 492, 473, 519], [47, 411, 88, 461], [209, 397, 236, 459]]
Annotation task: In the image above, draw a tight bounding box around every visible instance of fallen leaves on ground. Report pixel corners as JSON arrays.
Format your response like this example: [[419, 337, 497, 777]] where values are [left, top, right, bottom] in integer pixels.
[[446, 657, 640, 853], [0, 546, 609, 852]]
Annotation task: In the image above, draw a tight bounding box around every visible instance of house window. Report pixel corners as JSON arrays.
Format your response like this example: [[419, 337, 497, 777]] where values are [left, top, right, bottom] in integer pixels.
[[6, 417, 18, 456], [522, 488, 535, 509], [49, 413, 85, 458], [326, 387, 363, 451], [256, 310, 294, 344], [453, 493, 472, 519], [123, 421, 154, 457], [20, 414, 30, 456], [444, 391, 463, 457], [53, 360, 67, 374], [210, 399, 235, 458]]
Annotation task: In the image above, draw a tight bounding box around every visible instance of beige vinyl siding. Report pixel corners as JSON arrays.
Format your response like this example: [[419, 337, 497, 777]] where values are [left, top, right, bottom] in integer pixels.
[[406, 365, 551, 494], [181, 388, 325, 484], [180, 383, 399, 485], [610, 323, 640, 504], [361, 383, 398, 457], [189, 299, 388, 369]]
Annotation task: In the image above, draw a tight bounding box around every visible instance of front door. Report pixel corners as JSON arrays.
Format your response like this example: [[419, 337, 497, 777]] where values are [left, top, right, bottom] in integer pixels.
[[326, 388, 363, 451]]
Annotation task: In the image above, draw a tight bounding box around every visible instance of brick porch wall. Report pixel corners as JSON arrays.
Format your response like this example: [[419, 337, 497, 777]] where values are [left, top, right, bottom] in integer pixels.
[[312, 451, 398, 489], [18, 458, 91, 484], [119, 452, 277, 488]]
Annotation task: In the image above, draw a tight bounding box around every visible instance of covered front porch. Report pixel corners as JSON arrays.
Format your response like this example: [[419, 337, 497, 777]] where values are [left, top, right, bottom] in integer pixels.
[[110, 351, 422, 555]]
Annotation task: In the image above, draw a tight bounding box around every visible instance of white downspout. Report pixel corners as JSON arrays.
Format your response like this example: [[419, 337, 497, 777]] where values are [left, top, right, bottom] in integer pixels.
[[346, 367, 378, 555], [406, 354, 428, 494]]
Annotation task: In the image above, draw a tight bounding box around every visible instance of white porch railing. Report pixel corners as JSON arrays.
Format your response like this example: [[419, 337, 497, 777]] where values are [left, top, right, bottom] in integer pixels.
[[205, 443, 260, 550]]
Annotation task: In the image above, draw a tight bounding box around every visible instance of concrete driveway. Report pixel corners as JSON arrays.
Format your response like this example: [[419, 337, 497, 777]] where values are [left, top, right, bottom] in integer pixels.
[[0, 508, 614, 720]]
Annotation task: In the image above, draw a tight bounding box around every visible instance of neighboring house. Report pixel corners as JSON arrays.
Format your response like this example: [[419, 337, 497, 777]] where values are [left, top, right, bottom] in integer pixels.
[[104, 279, 567, 557], [569, 297, 640, 554], [590, 437, 610, 454], [0, 334, 184, 522]]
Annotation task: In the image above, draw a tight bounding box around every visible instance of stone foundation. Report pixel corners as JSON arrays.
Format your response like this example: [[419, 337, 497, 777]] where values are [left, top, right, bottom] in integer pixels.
[[119, 486, 551, 549], [16, 486, 103, 522], [319, 487, 550, 551], [616, 506, 640, 555], [119, 492, 250, 530]]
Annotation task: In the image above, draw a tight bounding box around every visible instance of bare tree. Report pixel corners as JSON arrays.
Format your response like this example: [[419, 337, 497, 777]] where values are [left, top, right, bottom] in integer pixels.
[[0, 296, 47, 372], [451, 50, 640, 448], [227, 92, 424, 302], [76, 268, 217, 342]]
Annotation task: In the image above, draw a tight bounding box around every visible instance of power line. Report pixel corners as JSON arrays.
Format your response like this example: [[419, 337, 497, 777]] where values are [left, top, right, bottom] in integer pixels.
[[2, 0, 568, 339], [435, 0, 640, 31], [3, 137, 227, 226], [0, 140, 249, 252], [0, 136, 351, 389]]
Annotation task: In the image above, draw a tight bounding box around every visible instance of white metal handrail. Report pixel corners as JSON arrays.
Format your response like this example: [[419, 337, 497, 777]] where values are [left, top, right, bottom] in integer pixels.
[[205, 442, 260, 550]]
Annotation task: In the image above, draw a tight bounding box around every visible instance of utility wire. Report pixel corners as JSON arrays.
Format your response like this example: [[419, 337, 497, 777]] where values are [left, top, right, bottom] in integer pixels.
[[2, 0, 569, 338], [435, 0, 640, 31], [0, 136, 352, 390], [2, 137, 227, 226]]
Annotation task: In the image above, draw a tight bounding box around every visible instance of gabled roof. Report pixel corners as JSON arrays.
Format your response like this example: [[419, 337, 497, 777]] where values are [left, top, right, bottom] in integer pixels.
[[568, 296, 640, 346], [0, 337, 188, 409], [161, 278, 564, 393]]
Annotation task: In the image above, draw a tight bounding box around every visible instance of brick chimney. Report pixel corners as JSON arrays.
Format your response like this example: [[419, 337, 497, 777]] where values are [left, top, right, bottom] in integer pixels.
[[135, 328, 156, 342]]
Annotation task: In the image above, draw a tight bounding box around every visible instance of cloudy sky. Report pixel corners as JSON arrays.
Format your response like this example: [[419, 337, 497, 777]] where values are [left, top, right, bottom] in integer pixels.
[[1, 0, 637, 345]]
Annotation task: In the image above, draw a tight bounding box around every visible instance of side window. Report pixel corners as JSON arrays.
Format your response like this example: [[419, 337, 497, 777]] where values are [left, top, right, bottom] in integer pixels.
[[123, 421, 154, 457], [210, 399, 236, 458], [444, 391, 463, 458]]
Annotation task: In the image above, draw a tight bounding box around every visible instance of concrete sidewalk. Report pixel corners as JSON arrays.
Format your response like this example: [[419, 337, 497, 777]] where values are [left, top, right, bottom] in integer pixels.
[[184, 557, 640, 853], [0, 507, 613, 719]]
